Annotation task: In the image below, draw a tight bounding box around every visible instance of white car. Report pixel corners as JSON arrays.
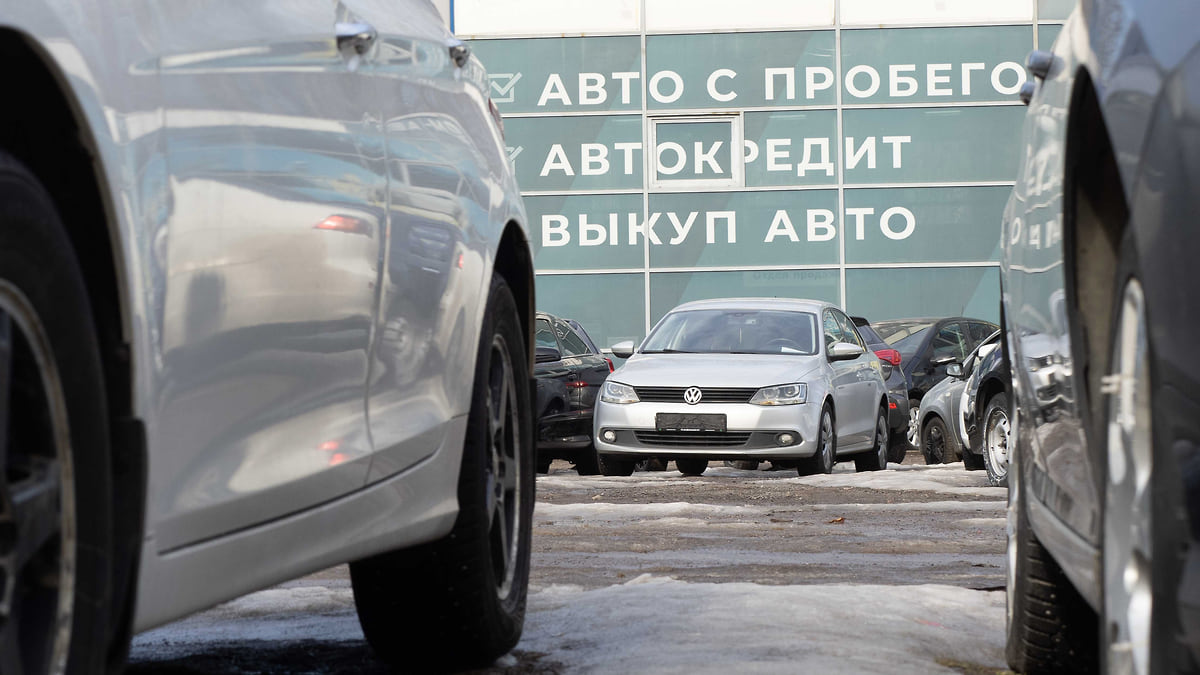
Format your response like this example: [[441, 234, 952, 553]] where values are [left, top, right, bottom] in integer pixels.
[[0, 3, 535, 673], [593, 298, 890, 477]]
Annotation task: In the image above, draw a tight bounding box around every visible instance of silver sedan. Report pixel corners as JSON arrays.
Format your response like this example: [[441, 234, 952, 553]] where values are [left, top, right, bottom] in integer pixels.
[[593, 298, 890, 477]]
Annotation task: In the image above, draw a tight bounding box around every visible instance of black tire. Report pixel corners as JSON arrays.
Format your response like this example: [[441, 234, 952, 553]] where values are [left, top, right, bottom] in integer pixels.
[[675, 458, 708, 476], [1005, 417, 1097, 674], [962, 447, 985, 471], [726, 459, 759, 471], [573, 445, 600, 476], [597, 453, 635, 477], [886, 429, 908, 464], [350, 274, 534, 673], [982, 393, 1010, 488], [854, 408, 890, 472], [798, 404, 836, 476], [0, 152, 118, 675], [920, 416, 954, 465]]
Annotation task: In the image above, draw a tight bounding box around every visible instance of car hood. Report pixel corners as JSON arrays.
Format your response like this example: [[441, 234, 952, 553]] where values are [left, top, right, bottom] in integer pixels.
[[610, 353, 822, 388]]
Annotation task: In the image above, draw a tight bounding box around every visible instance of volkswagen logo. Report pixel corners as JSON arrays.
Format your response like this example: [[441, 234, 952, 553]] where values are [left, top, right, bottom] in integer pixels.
[[683, 387, 703, 405]]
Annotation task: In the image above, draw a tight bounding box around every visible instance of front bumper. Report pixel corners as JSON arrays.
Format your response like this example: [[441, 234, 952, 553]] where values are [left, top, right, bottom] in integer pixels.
[[593, 399, 819, 459]]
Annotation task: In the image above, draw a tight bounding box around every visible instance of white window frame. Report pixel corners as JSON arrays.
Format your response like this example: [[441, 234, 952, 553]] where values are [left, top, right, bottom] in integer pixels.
[[647, 114, 744, 192]]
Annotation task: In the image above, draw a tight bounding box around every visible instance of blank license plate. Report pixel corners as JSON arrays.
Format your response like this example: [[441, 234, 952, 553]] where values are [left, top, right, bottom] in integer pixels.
[[655, 413, 726, 432]]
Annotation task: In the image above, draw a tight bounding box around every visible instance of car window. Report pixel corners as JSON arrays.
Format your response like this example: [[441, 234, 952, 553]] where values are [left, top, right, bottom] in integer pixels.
[[641, 309, 818, 355], [555, 320, 591, 356], [535, 318, 559, 351], [822, 310, 845, 350], [855, 324, 887, 351], [968, 322, 997, 345], [832, 311, 864, 349], [929, 322, 968, 362]]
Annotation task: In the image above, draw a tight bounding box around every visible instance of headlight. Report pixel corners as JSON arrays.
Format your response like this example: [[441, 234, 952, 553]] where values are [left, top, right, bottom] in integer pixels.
[[600, 381, 639, 404], [749, 383, 807, 406]]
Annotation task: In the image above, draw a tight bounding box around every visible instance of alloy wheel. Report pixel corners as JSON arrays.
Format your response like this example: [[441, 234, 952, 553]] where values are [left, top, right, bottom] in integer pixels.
[[907, 405, 919, 447], [0, 285, 76, 675], [875, 414, 888, 467], [1102, 278, 1152, 675], [818, 410, 834, 472], [485, 334, 522, 600]]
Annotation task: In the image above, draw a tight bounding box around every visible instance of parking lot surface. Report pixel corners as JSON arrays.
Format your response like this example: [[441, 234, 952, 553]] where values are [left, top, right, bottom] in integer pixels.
[[130, 457, 1010, 674]]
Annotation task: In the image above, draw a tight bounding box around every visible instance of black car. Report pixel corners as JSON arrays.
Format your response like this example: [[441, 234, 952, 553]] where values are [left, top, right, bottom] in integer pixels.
[[852, 317, 912, 464], [868, 317, 999, 450], [534, 312, 612, 474], [1001, 2, 1200, 672], [959, 331, 1010, 487]]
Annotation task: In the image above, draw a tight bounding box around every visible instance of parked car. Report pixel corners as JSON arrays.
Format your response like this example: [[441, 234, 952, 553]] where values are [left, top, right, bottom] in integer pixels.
[[868, 316, 999, 450], [852, 317, 912, 463], [959, 332, 1010, 486], [0, 4, 537, 673], [593, 298, 890, 477], [916, 331, 1000, 465], [534, 312, 613, 474], [1002, 3, 1200, 673]]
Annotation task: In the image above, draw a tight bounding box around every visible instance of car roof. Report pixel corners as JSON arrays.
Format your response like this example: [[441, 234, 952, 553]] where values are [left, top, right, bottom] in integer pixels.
[[666, 297, 832, 313]]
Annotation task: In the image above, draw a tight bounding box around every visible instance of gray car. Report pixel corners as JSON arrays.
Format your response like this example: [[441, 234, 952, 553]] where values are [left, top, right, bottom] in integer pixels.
[[916, 332, 1000, 465], [0, 3, 535, 673], [593, 298, 889, 477]]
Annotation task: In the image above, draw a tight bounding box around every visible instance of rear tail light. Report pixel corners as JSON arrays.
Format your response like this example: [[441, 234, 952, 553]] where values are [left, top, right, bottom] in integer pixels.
[[604, 357, 614, 372], [488, 98, 505, 140], [875, 349, 902, 367], [566, 380, 588, 389]]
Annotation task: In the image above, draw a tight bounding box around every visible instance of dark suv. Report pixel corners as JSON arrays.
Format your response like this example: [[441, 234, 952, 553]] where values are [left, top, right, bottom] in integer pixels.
[[868, 317, 999, 451], [534, 312, 612, 474], [852, 317, 913, 463]]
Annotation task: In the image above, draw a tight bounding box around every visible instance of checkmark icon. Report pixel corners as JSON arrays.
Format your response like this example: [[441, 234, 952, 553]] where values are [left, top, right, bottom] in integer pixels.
[[489, 73, 523, 104]]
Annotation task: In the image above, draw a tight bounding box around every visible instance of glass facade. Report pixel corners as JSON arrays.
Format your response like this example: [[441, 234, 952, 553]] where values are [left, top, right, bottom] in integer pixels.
[[461, 0, 1067, 348]]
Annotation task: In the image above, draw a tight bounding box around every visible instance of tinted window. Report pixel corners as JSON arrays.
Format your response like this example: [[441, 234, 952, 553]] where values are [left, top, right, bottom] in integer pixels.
[[555, 320, 591, 356], [535, 319, 558, 351], [930, 322, 968, 362], [969, 322, 998, 344], [642, 309, 818, 355], [855, 324, 888, 351]]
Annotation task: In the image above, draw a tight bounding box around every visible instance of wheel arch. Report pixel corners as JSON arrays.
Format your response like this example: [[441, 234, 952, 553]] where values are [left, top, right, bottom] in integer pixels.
[[493, 221, 535, 371], [0, 28, 144, 664]]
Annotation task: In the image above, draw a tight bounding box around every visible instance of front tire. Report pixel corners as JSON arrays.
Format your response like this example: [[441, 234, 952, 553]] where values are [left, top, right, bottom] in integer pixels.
[[597, 454, 635, 477], [350, 274, 534, 673], [0, 152, 117, 675], [675, 458, 708, 476], [798, 405, 836, 476], [982, 393, 1010, 487]]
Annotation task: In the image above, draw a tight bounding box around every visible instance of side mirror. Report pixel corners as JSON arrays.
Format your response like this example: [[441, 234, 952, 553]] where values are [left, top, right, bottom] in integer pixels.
[[828, 342, 865, 361], [535, 346, 561, 364], [946, 363, 963, 378], [931, 354, 956, 367], [610, 340, 635, 359]]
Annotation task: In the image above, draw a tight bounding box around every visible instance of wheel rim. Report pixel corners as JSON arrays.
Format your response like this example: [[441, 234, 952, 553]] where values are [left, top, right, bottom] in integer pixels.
[[907, 406, 919, 446], [1103, 278, 1151, 675], [819, 411, 834, 472], [0, 283, 76, 675], [985, 407, 1010, 479], [876, 415, 888, 467], [485, 334, 521, 600], [924, 422, 945, 462]]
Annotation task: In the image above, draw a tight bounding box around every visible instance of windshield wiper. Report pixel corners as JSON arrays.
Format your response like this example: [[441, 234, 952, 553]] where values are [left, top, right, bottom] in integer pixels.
[[641, 348, 696, 354]]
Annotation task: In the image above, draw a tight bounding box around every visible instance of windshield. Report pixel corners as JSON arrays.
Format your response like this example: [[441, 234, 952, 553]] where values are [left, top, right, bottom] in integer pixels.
[[641, 309, 818, 355], [872, 320, 936, 361]]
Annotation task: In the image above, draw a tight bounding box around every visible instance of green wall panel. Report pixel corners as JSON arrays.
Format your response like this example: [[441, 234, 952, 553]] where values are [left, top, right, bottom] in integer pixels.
[[743, 110, 839, 187], [649, 269, 841, 324], [527, 193, 646, 270], [841, 26, 1032, 104], [845, 267, 1000, 323], [843, 186, 1008, 264], [536, 273, 646, 347], [645, 31, 837, 109], [469, 36, 643, 114], [841, 106, 1026, 184], [505, 115, 643, 192], [1038, 23, 1065, 50]]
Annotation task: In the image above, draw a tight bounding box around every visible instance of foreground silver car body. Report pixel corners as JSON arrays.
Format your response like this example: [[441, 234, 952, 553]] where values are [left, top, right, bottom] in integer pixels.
[[0, 0, 533, 667], [594, 298, 888, 471]]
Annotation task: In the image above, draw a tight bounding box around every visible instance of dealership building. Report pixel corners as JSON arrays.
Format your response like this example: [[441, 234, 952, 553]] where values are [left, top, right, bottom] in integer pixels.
[[450, 0, 1069, 348]]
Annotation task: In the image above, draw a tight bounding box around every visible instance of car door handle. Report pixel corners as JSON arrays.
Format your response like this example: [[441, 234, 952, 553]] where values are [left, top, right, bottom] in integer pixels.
[[447, 39, 471, 67], [336, 22, 377, 57]]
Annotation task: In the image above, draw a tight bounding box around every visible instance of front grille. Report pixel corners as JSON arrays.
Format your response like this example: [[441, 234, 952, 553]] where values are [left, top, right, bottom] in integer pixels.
[[634, 431, 752, 447], [634, 387, 757, 404]]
